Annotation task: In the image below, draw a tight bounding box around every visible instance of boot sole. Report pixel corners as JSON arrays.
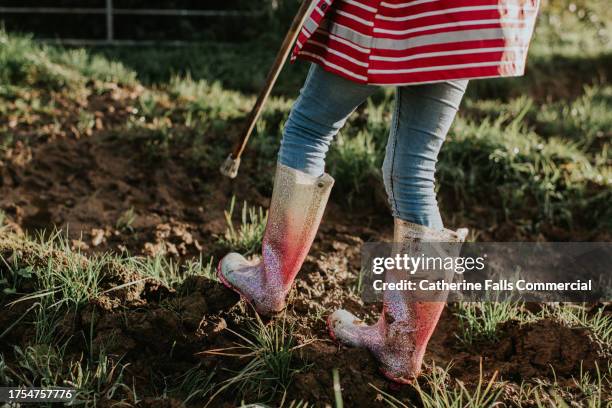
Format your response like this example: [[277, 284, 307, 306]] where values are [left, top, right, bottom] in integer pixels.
[[326, 314, 338, 343]]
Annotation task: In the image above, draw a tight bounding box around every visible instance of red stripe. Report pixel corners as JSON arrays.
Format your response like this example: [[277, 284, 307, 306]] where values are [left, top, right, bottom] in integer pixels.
[[301, 43, 368, 74], [329, 12, 375, 35], [369, 50, 522, 70], [298, 53, 369, 83], [310, 31, 370, 59], [368, 65, 523, 84]]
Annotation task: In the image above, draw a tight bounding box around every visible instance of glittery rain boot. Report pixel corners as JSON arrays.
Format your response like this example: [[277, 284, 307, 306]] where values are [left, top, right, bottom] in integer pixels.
[[327, 219, 468, 384], [218, 163, 334, 315]]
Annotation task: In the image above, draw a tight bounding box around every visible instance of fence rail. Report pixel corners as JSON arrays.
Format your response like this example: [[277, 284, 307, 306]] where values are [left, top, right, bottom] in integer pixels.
[[0, 0, 266, 44]]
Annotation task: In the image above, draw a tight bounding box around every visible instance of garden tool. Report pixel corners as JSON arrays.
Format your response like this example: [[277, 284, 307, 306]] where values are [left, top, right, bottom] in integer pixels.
[[328, 220, 468, 384], [220, 0, 314, 179], [218, 163, 334, 314]]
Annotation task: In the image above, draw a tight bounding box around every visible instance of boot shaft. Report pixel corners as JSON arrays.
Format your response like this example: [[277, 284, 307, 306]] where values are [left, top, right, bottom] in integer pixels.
[[262, 164, 334, 291]]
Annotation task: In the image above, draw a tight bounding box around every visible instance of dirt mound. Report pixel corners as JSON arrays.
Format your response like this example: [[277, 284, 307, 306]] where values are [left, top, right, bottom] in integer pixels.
[[493, 319, 607, 379], [442, 318, 609, 384]]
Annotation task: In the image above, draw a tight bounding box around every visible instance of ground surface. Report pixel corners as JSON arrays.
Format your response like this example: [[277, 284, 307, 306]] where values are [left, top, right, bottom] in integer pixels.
[[1, 1, 612, 406]]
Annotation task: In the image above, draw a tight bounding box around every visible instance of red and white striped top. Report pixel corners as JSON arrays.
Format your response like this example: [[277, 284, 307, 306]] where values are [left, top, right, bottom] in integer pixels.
[[291, 0, 540, 85]]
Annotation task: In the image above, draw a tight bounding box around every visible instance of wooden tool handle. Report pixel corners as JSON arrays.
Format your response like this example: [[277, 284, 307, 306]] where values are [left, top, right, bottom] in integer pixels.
[[230, 0, 313, 159]]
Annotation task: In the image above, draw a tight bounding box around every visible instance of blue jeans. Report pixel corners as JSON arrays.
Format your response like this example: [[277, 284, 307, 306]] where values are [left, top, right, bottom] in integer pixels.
[[278, 65, 467, 230]]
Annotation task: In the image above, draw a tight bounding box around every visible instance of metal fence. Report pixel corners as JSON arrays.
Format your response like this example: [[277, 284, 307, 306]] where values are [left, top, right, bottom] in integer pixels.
[[0, 0, 265, 45]]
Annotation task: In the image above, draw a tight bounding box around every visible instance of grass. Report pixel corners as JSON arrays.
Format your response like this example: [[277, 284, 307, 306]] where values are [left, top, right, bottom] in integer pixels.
[[128, 252, 216, 288], [218, 196, 268, 255], [371, 362, 504, 408], [453, 301, 534, 345], [204, 313, 307, 405], [0, 29, 136, 90], [115, 207, 136, 233], [454, 302, 612, 349], [0, 229, 217, 305], [170, 364, 216, 404], [0, 232, 104, 308], [513, 362, 612, 407], [5, 344, 132, 407], [440, 113, 611, 231], [551, 305, 612, 346]]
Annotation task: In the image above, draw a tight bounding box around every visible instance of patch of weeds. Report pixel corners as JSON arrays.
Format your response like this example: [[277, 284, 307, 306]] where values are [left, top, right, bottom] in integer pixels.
[[514, 362, 612, 407], [0, 253, 34, 298], [439, 112, 611, 232], [453, 301, 533, 345], [183, 254, 216, 282], [7, 345, 131, 406], [327, 130, 381, 204], [371, 362, 503, 407], [170, 363, 216, 404], [131, 254, 202, 288], [51, 47, 137, 85], [572, 362, 608, 408], [75, 110, 96, 137], [32, 299, 65, 345], [116, 207, 136, 233], [551, 305, 612, 346], [168, 74, 249, 122], [205, 313, 307, 405], [218, 196, 268, 255], [131, 252, 215, 288], [0, 29, 136, 90], [23, 233, 105, 308], [0, 353, 15, 386]]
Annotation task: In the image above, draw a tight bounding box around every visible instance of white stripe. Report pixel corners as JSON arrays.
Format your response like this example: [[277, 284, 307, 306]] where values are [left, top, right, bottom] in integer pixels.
[[300, 51, 368, 81], [342, 0, 377, 13], [328, 31, 370, 53], [337, 10, 375, 26], [301, 26, 311, 36], [368, 60, 516, 74], [380, 0, 439, 9], [373, 18, 527, 35], [370, 46, 525, 62], [314, 7, 324, 17], [326, 23, 528, 51], [308, 40, 370, 66], [376, 5, 537, 21]]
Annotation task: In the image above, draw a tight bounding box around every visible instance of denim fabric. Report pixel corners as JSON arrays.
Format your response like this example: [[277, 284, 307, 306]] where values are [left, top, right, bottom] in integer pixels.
[[278, 64, 467, 230]]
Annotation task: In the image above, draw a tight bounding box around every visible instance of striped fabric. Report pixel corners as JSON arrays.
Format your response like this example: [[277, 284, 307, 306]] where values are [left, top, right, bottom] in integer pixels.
[[291, 0, 540, 85]]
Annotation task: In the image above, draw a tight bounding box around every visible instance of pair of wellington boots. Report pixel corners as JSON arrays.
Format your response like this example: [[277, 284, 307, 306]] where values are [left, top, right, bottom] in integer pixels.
[[218, 164, 467, 383]]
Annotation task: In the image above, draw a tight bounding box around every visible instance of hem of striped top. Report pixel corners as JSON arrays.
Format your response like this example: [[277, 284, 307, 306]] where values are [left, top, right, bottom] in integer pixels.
[[295, 53, 526, 86], [367, 72, 525, 86]]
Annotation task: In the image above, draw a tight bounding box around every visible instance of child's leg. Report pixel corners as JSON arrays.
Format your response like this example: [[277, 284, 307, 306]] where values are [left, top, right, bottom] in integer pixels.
[[279, 64, 377, 177], [382, 80, 468, 230], [219, 64, 376, 315]]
